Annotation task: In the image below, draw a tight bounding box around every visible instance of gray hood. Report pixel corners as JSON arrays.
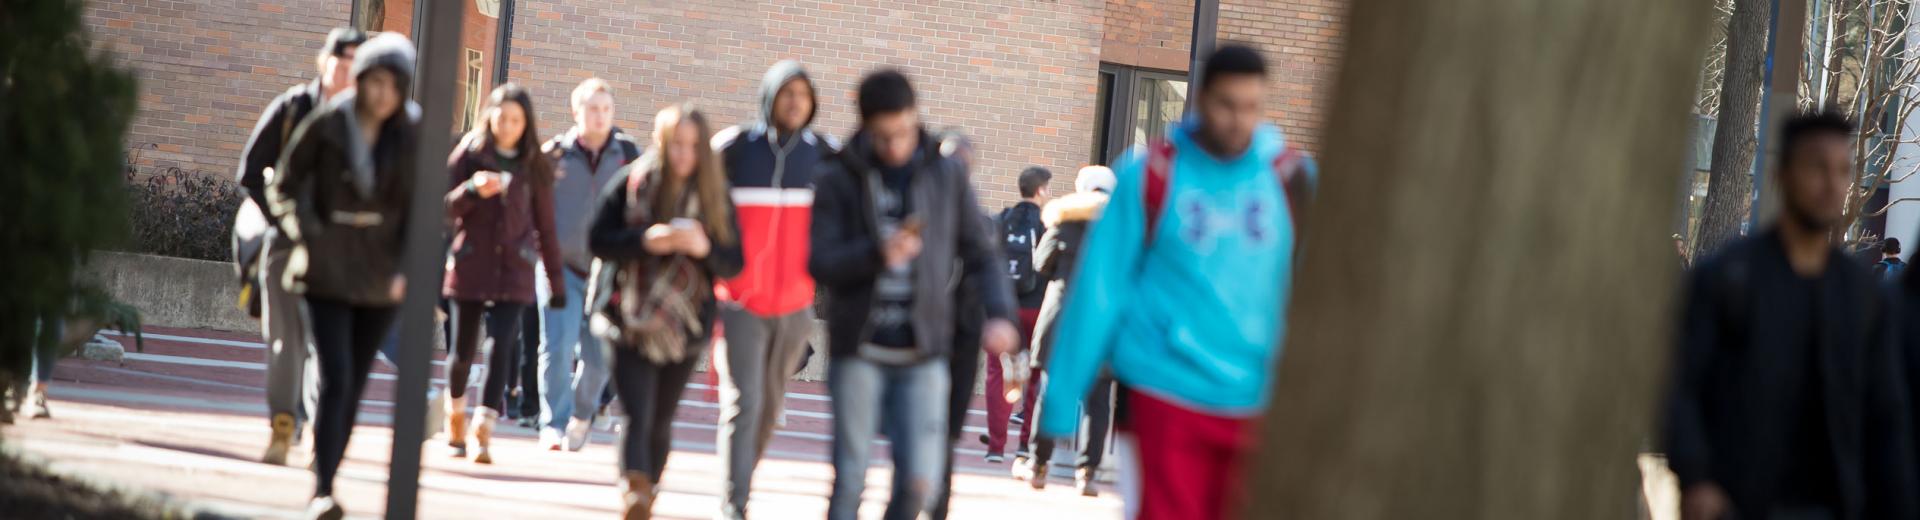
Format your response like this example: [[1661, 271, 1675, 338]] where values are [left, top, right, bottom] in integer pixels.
[[757, 60, 816, 136], [351, 33, 416, 94]]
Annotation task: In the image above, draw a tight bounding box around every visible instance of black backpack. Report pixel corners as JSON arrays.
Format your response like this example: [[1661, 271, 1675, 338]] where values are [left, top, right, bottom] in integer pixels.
[[998, 205, 1043, 295]]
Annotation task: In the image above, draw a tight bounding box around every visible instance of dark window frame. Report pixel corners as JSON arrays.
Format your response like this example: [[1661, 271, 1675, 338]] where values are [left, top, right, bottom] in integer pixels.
[[1095, 63, 1188, 166]]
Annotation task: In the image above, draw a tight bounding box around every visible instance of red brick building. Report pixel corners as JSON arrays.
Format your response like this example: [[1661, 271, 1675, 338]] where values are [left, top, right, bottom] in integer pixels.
[[86, 0, 1343, 207]]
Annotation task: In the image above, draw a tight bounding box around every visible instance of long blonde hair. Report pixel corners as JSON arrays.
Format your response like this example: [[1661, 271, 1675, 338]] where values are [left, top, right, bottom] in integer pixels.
[[646, 104, 734, 245]]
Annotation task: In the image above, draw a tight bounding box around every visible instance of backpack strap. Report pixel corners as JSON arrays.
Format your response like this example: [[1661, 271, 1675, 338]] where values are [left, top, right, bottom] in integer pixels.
[[1274, 146, 1307, 218], [1142, 139, 1177, 240], [617, 135, 642, 167]]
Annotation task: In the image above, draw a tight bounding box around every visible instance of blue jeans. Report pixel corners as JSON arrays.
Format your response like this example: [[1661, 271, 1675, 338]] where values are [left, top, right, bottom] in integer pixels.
[[538, 266, 609, 430], [828, 355, 949, 520]]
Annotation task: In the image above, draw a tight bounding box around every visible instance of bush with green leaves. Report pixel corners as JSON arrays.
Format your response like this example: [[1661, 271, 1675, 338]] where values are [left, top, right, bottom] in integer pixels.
[[0, 0, 139, 377]]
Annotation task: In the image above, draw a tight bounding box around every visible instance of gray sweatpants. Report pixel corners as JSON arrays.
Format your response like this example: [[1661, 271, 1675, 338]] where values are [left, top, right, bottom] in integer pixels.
[[715, 304, 815, 518], [261, 238, 319, 429]]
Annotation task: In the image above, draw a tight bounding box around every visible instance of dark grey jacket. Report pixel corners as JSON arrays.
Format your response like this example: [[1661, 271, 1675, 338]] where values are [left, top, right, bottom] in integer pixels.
[[809, 128, 1015, 360], [267, 36, 419, 306], [544, 126, 641, 274]]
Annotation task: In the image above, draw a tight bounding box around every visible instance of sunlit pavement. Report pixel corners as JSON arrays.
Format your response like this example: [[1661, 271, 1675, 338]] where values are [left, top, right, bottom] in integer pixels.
[[1, 326, 1121, 519]]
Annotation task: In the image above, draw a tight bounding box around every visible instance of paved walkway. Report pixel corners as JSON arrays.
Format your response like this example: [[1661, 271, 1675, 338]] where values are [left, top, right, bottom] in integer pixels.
[[2, 326, 1121, 519]]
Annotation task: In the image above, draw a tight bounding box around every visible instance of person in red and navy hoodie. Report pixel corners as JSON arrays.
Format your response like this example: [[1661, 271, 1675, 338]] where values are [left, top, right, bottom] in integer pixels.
[[709, 59, 837, 520]]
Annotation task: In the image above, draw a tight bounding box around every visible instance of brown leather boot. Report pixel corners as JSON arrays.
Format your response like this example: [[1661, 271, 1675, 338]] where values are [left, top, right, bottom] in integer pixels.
[[262, 413, 296, 465], [621, 471, 654, 520], [446, 394, 468, 458]]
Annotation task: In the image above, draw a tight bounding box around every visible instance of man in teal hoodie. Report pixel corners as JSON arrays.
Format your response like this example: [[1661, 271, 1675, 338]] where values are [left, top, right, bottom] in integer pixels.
[[1037, 44, 1312, 520]]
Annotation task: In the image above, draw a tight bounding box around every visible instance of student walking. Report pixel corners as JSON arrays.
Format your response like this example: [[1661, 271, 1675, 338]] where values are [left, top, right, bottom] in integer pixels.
[[538, 78, 643, 451], [265, 32, 418, 520], [710, 60, 832, 519], [1668, 112, 1916, 520], [928, 130, 984, 520], [440, 83, 566, 464], [586, 104, 742, 520], [1023, 165, 1118, 494], [1037, 45, 1315, 520], [811, 70, 1019, 520], [986, 167, 1050, 464], [1875, 237, 1906, 283], [236, 26, 366, 466]]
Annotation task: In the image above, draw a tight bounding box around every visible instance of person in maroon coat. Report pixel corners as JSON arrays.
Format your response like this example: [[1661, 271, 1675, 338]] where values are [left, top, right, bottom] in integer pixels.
[[440, 83, 565, 464]]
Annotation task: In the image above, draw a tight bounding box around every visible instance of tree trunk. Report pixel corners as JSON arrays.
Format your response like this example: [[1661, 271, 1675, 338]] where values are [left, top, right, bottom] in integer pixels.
[[1694, 0, 1773, 257], [1241, 0, 1710, 518], [1821, 0, 1857, 110]]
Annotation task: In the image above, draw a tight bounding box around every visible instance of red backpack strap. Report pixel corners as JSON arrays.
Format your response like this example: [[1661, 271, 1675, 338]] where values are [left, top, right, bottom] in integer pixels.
[[1272, 145, 1307, 218], [1142, 139, 1177, 240]]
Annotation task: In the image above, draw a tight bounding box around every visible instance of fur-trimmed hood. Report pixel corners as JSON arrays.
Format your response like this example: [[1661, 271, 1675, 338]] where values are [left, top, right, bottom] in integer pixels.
[[1043, 191, 1110, 227]]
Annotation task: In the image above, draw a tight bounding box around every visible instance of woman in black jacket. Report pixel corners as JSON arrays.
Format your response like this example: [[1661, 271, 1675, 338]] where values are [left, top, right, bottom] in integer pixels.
[[265, 32, 417, 520], [586, 104, 742, 519]]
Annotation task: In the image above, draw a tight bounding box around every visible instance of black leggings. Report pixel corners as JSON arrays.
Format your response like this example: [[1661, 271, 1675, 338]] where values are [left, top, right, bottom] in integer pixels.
[[610, 342, 698, 481], [446, 300, 527, 412], [514, 305, 542, 418], [306, 299, 397, 498]]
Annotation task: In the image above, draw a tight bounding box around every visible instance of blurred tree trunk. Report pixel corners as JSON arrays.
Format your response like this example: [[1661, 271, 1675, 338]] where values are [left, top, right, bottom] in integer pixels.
[[1242, 1, 1711, 518], [1695, 0, 1773, 257]]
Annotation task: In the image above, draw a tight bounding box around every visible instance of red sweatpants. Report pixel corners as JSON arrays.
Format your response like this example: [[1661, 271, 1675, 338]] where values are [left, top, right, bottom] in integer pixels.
[[984, 308, 1042, 453], [1125, 390, 1255, 520]]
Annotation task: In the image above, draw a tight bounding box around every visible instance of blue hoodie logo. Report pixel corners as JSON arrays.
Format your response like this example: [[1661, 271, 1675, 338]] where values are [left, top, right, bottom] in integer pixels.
[[1175, 191, 1278, 253]]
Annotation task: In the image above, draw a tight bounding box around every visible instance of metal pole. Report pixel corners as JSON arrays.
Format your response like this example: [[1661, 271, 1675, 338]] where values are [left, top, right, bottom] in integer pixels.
[[1185, 0, 1220, 112], [384, 0, 460, 517]]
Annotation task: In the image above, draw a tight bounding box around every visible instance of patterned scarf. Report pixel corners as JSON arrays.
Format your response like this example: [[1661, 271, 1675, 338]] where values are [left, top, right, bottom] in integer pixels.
[[616, 166, 709, 364]]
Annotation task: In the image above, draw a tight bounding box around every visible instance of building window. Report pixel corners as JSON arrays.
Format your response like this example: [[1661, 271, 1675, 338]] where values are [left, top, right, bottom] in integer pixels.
[[1093, 64, 1188, 166], [461, 48, 484, 132]]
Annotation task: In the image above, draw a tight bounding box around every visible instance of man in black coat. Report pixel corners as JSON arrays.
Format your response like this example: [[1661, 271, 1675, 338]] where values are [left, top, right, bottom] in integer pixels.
[[810, 70, 1019, 520], [1665, 111, 1917, 520]]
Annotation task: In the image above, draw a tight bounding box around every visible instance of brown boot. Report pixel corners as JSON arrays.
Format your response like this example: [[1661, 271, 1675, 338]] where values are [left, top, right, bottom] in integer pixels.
[[621, 471, 654, 520], [471, 407, 497, 464], [263, 413, 296, 465], [446, 394, 469, 457]]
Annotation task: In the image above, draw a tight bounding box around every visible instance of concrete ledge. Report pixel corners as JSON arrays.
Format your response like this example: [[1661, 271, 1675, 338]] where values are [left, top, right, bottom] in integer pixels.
[[87, 251, 256, 334], [81, 251, 984, 388]]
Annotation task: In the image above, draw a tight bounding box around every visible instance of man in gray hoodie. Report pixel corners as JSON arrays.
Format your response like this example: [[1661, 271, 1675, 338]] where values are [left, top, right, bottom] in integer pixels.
[[537, 78, 642, 451]]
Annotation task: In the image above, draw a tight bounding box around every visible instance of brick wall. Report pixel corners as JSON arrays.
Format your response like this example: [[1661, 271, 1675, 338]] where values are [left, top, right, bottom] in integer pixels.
[[1102, 0, 1193, 72], [507, 0, 1108, 207], [82, 0, 1347, 207], [84, 0, 350, 176], [1100, 0, 1347, 154], [1221, 0, 1345, 152]]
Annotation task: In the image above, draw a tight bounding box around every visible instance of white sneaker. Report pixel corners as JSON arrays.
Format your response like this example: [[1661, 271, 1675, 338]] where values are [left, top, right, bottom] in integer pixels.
[[539, 427, 564, 451], [564, 418, 592, 451]]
